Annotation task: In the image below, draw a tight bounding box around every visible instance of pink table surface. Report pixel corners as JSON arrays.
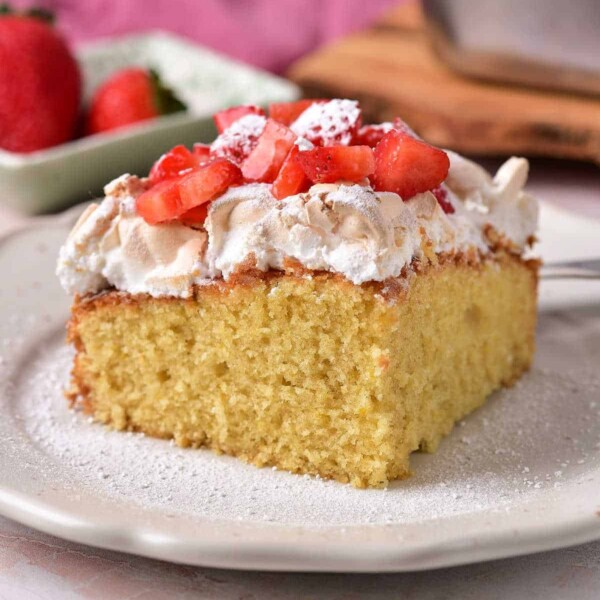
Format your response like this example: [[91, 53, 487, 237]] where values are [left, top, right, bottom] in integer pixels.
[[0, 159, 599, 599]]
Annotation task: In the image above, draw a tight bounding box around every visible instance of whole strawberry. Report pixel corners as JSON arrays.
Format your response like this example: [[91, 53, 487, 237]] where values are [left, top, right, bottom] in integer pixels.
[[86, 68, 186, 135], [0, 7, 81, 153]]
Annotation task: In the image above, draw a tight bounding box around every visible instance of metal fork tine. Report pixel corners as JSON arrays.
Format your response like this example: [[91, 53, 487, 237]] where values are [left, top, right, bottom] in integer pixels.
[[541, 260, 600, 280]]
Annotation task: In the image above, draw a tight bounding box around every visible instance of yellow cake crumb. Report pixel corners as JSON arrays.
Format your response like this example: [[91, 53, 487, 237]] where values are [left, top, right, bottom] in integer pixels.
[[67, 254, 537, 488]]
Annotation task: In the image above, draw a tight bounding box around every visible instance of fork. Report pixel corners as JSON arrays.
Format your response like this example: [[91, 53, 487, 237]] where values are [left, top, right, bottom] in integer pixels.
[[541, 259, 600, 280]]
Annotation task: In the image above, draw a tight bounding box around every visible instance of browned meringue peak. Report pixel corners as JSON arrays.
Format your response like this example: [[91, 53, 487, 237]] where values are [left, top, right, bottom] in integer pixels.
[[57, 174, 208, 297]]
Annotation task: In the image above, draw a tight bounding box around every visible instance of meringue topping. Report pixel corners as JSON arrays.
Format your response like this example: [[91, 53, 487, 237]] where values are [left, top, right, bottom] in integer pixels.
[[57, 154, 538, 298]]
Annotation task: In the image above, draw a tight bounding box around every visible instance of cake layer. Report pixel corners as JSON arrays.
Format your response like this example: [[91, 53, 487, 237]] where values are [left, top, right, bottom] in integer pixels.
[[68, 254, 538, 488]]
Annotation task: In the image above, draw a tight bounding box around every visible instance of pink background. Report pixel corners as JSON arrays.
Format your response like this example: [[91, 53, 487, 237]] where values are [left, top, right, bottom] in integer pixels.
[[13, 0, 399, 73]]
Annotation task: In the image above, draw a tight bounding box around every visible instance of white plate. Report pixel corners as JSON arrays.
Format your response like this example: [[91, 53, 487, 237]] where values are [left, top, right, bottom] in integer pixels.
[[0, 203, 599, 573], [0, 32, 298, 214]]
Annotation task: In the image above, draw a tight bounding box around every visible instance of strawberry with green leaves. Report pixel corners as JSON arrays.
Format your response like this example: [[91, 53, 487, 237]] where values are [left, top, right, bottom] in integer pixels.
[[86, 67, 186, 135]]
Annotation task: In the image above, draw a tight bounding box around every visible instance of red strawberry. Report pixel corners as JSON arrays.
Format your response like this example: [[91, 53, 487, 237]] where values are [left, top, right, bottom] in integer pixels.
[[269, 99, 326, 126], [241, 119, 296, 183], [297, 146, 375, 184], [178, 159, 242, 212], [210, 114, 266, 166], [353, 123, 394, 148], [213, 105, 265, 134], [371, 131, 449, 199], [192, 143, 211, 163], [0, 10, 81, 152], [272, 145, 311, 200], [86, 68, 185, 135], [290, 99, 361, 146], [432, 185, 455, 214], [149, 145, 198, 184], [137, 158, 241, 225], [180, 203, 210, 227], [135, 179, 183, 225]]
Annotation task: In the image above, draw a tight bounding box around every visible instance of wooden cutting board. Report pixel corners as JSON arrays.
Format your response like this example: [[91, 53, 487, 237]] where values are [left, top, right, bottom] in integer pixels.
[[288, 2, 600, 164]]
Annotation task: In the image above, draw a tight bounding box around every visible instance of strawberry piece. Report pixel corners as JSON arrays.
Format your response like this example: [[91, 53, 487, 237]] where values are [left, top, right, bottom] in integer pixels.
[[353, 123, 394, 148], [241, 119, 297, 183], [180, 203, 210, 226], [149, 145, 197, 184], [178, 158, 242, 212], [269, 99, 326, 126], [213, 105, 265, 134], [432, 185, 455, 214], [371, 130, 449, 199], [290, 99, 361, 146], [210, 114, 266, 166], [272, 146, 311, 199], [137, 158, 241, 224], [193, 143, 211, 158], [136, 179, 183, 225], [297, 146, 375, 184], [192, 143, 211, 166]]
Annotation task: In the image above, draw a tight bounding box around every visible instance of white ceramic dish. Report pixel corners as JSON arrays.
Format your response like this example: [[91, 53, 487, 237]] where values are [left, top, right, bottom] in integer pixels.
[[0, 32, 298, 215], [0, 202, 599, 573]]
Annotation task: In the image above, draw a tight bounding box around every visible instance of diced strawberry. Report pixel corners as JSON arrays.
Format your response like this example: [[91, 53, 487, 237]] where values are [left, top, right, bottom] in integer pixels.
[[371, 130, 449, 199], [392, 117, 419, 138], [192, 143, 211, 164], [297, 146, 375, 184], [213, 105, 265, 134], [272, 146, 311, 199], [241, 119, 297, 183], [149, 145, 196, 184], [180, 203, 209, 226], [432, 185, 455, 214], [269, 99, 326, 126], [178, 158, 242, 212], [210, 114, 266, 166], [137, 158, 241, 224], [136, 179, 183, 225], [353, 123, 394, 148], [290, 99, 361, 146]]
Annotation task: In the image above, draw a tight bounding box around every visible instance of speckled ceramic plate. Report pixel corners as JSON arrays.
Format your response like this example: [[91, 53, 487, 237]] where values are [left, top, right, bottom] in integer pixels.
[[0, 202, 599, 573], [0, 32, 298, 214]]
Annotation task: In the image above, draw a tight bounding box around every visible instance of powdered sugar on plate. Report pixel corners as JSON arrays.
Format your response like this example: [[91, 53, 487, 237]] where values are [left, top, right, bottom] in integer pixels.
[[5, 311, 600, 528]]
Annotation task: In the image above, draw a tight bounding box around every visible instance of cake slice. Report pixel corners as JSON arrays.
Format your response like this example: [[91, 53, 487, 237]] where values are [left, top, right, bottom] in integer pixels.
[[58, 99, 538, 488]]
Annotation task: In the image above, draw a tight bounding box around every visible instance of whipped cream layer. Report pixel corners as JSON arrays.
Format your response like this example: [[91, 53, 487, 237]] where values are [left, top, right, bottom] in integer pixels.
[[57, 152, 538, 298]]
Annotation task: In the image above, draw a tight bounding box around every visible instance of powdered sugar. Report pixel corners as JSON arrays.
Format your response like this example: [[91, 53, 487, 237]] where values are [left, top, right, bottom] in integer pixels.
[[291, 99, 361, 146], [6, 310, 600, 528], [210, 114, 266, 165], [294, 136, 314, 151]]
